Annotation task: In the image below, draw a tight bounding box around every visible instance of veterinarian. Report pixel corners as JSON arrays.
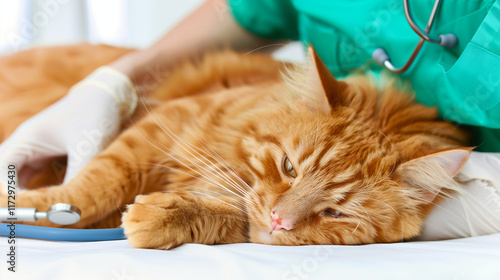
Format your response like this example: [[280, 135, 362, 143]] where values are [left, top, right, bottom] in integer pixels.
[[0, 0, 498, 185]]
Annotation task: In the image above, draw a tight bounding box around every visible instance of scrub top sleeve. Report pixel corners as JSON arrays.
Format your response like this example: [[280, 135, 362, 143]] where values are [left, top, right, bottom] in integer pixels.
[[227, 0, 299, 40]]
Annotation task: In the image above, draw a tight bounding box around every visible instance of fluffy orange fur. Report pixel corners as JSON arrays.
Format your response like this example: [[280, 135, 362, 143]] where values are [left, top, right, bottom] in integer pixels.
[[0, 44, 470, 249]]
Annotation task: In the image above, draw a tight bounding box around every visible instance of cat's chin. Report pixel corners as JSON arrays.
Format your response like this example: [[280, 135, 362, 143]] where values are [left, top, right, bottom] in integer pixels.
[[254, 230, 274, 245], [253, 229, 294, 245]]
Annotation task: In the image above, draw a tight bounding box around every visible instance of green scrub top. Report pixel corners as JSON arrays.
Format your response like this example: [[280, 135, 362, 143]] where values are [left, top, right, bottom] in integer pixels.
[[228, 0, 500, 152]]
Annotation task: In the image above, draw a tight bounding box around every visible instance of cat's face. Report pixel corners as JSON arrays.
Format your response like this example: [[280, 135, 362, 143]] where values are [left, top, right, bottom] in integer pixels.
[[243, 102, 413, 245], [240, 47, 470, 246]]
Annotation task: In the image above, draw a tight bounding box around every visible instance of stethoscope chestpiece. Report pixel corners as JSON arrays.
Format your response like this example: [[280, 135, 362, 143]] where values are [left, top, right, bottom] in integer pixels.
[[1, 203, 82, 225], [46, 203, 82, 225]]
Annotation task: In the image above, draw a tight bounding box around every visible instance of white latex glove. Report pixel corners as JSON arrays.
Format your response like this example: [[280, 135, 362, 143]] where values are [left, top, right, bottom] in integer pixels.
[[418, 152, 500, 241], [0, 66, 137, 191]]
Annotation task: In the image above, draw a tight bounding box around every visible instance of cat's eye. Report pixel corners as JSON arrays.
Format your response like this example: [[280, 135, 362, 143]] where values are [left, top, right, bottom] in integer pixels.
[[282, 155, 297, 178], [320, 209, 346, 218]]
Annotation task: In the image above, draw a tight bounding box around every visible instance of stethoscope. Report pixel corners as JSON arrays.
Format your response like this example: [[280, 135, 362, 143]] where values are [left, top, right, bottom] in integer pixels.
[[372, 0, 457, 73], [0, 204, 125, 241]]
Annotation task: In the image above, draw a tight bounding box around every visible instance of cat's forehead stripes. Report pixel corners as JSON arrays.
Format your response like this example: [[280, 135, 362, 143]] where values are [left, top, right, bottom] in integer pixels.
[[297, 145, 315, 164], [257, 134, 281, 146], [240, 134, 284, 183], [293, 139, 356, 172], [317, 147, 341, 168], [336, 192, 356, 206], [293, 142, 331, 168]]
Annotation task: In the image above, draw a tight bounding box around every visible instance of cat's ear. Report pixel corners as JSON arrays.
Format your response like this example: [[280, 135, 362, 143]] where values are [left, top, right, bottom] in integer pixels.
[[396, 148, 472, 203], [304, 45, 349, 114]]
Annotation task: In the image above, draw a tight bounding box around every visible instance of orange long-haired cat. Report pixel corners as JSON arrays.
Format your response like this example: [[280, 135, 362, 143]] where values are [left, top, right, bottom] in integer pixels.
[[0, 44, 470, 249]]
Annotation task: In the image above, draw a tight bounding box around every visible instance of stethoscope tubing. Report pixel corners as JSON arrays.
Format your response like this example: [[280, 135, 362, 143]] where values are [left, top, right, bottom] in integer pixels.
[[404, 0, 442, 44], [372, 0, 457, 73], [0, 224, 125, 241]]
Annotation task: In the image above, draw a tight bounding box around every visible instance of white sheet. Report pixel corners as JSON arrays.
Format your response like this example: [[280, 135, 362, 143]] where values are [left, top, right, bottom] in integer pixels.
[[1, 234, 500, 280]]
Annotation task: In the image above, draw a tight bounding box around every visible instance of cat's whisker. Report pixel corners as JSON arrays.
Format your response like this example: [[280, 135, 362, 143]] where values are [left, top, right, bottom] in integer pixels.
[[351, 219, 361, 234], [153, 179, 248, 210], [314, 109, 319, 148], [154, 190, 250, 217], [226, 168, 257, 198], [242, 43, 288, 56], [179, 183, 250, 212], [353, 201, 373, 226], [274, 103, 296, 124], [161, 141, 256, 205], [196, 139, 258, 197], [166, 120, 260, 199], [149, 191, 250, 218], [367, 197, 401, 217], [362, 130, 397, 190], [180, 121, 241, 138], [183, 130, 254, 196], [136, 97, 257, 206], [127, 160, 257, 208], [311, 97, 321, 148], [140, 96, 254, 199], [148, 159, 253, 209], [363, 195, 406, 239], [113, 198, 125, 215]]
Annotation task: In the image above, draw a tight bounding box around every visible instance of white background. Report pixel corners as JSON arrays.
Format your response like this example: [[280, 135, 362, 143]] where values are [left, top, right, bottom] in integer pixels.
[[0, 0, 205, 55], [0, 0, 304, 60]]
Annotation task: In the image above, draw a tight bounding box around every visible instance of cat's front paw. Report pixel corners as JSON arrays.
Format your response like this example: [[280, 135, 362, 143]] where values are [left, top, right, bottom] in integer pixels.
[[122, 192, 200, 250]]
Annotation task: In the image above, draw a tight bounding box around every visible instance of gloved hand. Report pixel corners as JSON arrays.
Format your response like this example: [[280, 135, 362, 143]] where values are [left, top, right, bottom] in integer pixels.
[[0, 66, 138, 190]]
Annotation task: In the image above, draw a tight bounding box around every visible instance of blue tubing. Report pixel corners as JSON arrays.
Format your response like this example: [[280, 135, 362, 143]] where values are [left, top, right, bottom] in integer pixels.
[[0, 224, 126, 241]]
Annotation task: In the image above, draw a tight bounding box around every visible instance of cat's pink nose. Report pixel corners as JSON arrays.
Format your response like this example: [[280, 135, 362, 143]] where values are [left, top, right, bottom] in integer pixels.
[[271, 210, 292, 231]]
